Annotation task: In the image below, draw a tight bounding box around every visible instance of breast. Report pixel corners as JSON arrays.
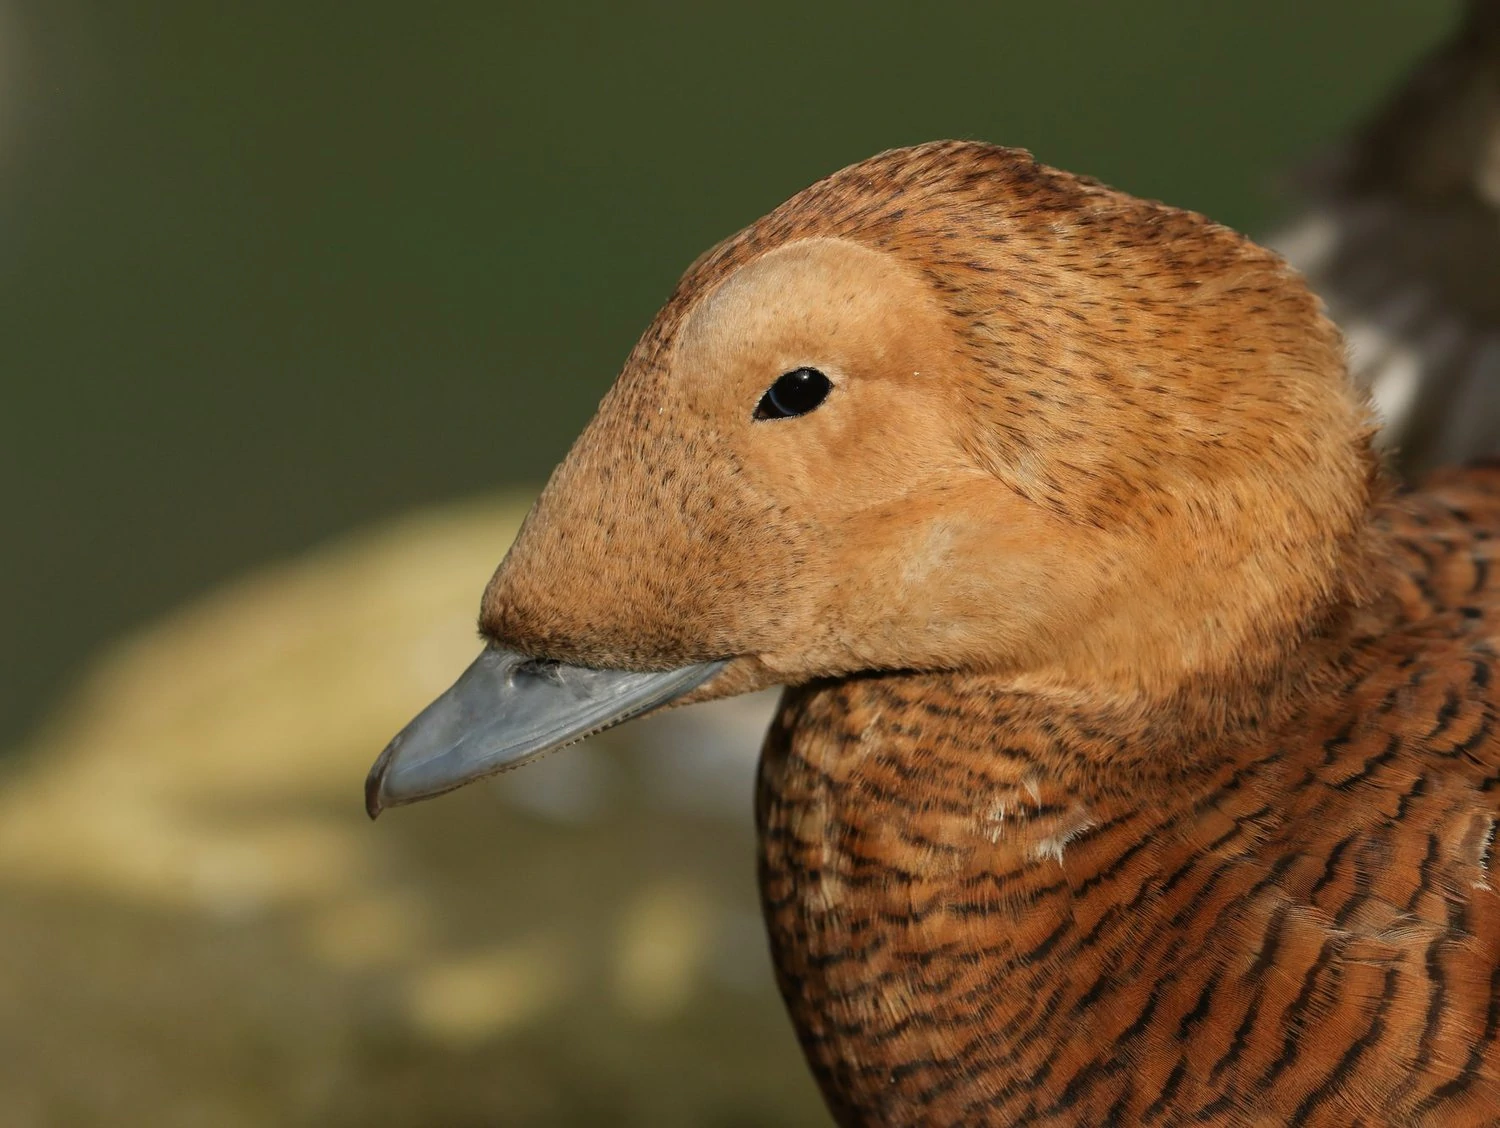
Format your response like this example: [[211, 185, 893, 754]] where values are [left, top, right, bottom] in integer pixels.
[[756, 635, 1500, 1125]]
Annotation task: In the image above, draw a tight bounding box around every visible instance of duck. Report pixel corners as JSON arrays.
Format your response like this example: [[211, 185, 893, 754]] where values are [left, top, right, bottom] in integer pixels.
[[1274, 0, 1500, 477], [366, 140, 1500, 1125]]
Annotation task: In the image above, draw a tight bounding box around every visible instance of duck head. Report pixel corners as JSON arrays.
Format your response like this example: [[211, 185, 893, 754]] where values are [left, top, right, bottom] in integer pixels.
[[367, 141, 1378, 814]]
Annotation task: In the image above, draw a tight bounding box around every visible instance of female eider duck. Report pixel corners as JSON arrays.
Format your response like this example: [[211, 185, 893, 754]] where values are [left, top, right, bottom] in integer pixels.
[[367, 142, 1500, 1126]]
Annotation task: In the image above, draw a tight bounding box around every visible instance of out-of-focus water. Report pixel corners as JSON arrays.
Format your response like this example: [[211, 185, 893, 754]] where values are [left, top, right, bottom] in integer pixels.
[[1, 1, 1457, 741]]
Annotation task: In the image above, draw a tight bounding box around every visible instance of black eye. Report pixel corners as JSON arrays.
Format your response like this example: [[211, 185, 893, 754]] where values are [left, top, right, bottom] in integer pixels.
[[754, 367, 832, 420]]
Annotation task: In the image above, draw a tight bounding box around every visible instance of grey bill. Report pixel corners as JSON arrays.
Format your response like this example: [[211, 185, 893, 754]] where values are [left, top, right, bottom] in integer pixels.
[[365, 647, 726, 816]]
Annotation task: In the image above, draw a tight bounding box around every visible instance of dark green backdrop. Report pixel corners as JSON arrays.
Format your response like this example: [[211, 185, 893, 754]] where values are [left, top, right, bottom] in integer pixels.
[[4, 1, 1458, 744]]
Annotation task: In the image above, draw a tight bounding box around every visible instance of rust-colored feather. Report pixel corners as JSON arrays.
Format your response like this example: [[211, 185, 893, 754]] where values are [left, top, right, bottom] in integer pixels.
[[759, 473, 1500, 1124]]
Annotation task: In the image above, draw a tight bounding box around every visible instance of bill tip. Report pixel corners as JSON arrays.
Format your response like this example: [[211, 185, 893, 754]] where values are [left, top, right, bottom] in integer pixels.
[[364, 771, 385, 820]]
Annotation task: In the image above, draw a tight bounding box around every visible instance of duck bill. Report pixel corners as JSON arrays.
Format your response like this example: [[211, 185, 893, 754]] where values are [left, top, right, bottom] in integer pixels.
[[365, 647, 726, 817]]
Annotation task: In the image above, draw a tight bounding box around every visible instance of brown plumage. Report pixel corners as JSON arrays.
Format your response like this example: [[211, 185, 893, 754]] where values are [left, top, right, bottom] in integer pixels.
[[382, 142, 1500, 1124], [759, 468, 1500, 1124]]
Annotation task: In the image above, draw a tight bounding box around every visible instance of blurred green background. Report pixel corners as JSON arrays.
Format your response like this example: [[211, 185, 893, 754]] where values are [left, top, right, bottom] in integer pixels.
[[4, 0, 1459, 747], [0, 2, 1466, 1124]]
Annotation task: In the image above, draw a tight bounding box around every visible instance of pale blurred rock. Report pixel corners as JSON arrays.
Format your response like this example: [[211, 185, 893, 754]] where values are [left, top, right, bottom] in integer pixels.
[[0, 494, 822, 1127], [613, 879, 715, 1021], [406, 934, 573, 1047]]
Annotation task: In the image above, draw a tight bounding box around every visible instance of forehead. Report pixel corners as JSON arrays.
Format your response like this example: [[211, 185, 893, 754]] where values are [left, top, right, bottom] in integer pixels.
[[674, 237, 934, 367]]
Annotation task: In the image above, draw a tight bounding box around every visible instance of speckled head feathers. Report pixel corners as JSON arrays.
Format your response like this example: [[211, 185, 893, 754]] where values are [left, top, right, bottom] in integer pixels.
[[481, 141, 1380, 704]]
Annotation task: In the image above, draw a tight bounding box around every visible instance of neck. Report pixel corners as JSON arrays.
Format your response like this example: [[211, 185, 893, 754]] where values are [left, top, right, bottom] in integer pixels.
[[754, 539, 1404, 1123]]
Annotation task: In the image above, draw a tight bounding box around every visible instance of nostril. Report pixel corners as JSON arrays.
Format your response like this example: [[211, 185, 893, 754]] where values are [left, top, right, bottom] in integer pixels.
[[514, 657, 564, 683]]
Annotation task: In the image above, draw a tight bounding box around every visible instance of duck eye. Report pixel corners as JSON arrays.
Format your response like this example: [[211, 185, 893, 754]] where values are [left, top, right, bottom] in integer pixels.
[[753, 367, 832, 421]]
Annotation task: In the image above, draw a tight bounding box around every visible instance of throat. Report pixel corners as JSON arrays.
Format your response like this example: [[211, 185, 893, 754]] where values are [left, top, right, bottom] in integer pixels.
[[752, 599, 1390, 1121], [755, 672, 1128, 1119]]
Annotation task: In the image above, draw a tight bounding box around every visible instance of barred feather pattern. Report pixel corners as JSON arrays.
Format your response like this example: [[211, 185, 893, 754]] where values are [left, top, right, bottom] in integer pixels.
[[758, 468, 1500, 1126]]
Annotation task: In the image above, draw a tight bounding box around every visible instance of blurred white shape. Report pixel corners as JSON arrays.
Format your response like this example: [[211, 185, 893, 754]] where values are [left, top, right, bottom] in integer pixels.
[[493, 740, 614, 823], [1345, 314, 1424, 432], [633, 689, 782, 817], [1269, 211, 1338, 273]]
